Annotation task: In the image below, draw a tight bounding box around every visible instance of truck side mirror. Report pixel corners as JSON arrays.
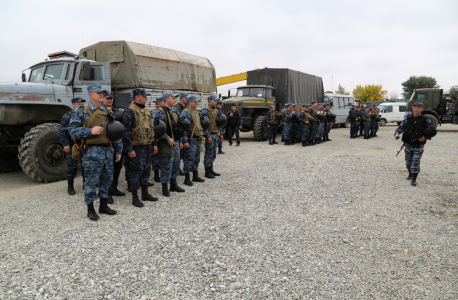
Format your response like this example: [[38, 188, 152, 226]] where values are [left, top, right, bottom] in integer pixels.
[[271, 89, 276, 97], [22, 73, 26, 82], [82, 61, 91, 80]]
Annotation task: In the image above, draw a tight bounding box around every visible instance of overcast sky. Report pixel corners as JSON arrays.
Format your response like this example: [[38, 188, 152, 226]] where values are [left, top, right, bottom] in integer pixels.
[[1, 0, 456, 98]]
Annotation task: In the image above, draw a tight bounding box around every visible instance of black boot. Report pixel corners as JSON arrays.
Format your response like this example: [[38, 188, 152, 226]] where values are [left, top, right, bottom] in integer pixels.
[[170, 179, 185, 192], [302, 141, 306, 147], [350, 134, 356, 139], [131, 190, 144, 207], [210, 165, 221, 176], [110, 182, 125, 196], [154, 170, 160, 182], [285, 140, 290, 146], [146, 182, 154, 186], [290, 139, 295, 145], [327, 137, 332, 141], [99, 198, 117, 215], [107, 190, 114, 204], [141, 185, 158, 201], [364, 135, 369, 139], [87, 203, 100, 221], [68, 179, 76, 195], [205, 167, 215, 178], [192, 170, 205, 182], [411, 173, 418, 186], [184, 173, 193, 186], [281, 138, 285, 142], [406, 172, 412, 180], [272, 139, 278, 144], [269, 138, 272, 145], [218, 148, 225, 154], [179, 169, 184, 176], [162, 183, 170, 197]]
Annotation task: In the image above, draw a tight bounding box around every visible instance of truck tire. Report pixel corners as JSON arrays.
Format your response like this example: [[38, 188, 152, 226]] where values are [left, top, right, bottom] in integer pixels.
[[0, 147, 21, 173], [340, 118, 350, 128], [18, 123, 67, 183], [424, 114, 438, 128], [253, 116, 268, 141], [379, 119, 387, 126]]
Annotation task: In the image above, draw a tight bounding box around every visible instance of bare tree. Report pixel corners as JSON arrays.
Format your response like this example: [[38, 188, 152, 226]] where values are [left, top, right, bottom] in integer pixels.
[[388, 91, 399, 99]]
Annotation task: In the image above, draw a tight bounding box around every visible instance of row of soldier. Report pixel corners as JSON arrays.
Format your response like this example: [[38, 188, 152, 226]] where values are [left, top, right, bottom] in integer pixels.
[[348, 104, 381, 139], [60, 85, 227, 221], [266, 102, 335, 146]]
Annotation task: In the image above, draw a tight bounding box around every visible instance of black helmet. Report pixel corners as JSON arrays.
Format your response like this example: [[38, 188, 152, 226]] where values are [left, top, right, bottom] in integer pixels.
[[423, 127, 437, 139], [113, 108, 125, 121], [153, 120, 167, 138], [331, 114, 336, 119], [370, 114, 376, 120], [216, 114, 227, 127], [308, 116, 315, 123], [107, 120, 125, 140], [181, 118, 191, 132], [201, 117, 210, 131]]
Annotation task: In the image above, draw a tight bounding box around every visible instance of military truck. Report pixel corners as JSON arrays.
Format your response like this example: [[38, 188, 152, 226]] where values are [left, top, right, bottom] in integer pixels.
[[221, 68, 324, 140], [406, 86, 458, 128], [0, 41, 217, 181]]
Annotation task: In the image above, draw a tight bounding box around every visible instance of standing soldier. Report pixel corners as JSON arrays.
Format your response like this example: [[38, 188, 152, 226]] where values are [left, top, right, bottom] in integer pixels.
[[152, 96, 165, 182], [226, 104, 243, 146], [216, 100, 226, 152], [324, 103, 333, 141], [201, 95, 224, 178], [282, 103, 294, 145], [349, 104, 357, 138], [308, 101, 318, 145], [291, 104, 301, 144], [173, 93, 188, 175], [358, 105, 365, 137], [180, 95, 205, 186], [298, 104, 309, 147], [155, 91, 185, 196], [58, 97, 86, 195], [122, 88, 159, 208], [315, 103, 325, 144], [68, 84, 122, 221], [373, 104, 380, 137], [280, 103, 288, 142], [362, 105, 372, 139], [394, 102, 433, 186], [266, 105, 281, 145], [354, 105, 362, 138]]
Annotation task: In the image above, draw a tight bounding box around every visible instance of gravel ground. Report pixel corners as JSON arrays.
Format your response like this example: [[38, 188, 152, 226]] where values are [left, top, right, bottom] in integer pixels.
[[0, 124, 457, 299]]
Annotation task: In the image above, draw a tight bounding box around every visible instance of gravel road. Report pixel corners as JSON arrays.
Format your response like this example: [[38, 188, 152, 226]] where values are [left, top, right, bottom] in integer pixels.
[[1, 124, 457, 299]]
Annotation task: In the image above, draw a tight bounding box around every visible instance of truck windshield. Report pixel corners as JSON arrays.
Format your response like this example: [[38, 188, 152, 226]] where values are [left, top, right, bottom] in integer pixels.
[[43, 64, 65, 80], [29, 66, 44, 82], [378, 105, 386, 111], [236, 87, 266, 97]]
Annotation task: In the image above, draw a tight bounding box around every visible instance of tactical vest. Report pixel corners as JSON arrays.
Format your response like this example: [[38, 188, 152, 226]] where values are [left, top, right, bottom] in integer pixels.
[[269, 111, 279, 124], [206, 106, 219, 134], [282, 109, 293, 122], [85, 105, 110, 145], [374, 108, 380, 120], [177, 103, 186, 113], [183, 108, 204, 137], [402, 115, 428, 145], [160, 107, 181, 141], [128, 104, 154, 146], [311, 107, 318, 121]]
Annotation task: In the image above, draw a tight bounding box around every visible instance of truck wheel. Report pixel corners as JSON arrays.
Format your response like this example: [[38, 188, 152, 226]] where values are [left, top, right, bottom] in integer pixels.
[[424, 114, 438, 128], [0, 147, 21, 173], [340, 118, 350, 128], [253, 116, 268, 141], [18, 123, 67, 183], [379, 119, 387, 126]]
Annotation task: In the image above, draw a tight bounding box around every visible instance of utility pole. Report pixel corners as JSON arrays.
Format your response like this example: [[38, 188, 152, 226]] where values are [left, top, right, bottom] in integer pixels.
[[332, 76, 333, 93]]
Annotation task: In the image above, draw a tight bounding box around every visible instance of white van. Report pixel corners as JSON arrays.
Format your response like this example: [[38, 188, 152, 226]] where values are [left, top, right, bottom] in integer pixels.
[[377, 103, 407, 126]]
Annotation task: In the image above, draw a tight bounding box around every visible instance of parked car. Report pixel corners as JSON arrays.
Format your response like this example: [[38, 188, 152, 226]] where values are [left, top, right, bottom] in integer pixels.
[[377, 102, 407, 126]]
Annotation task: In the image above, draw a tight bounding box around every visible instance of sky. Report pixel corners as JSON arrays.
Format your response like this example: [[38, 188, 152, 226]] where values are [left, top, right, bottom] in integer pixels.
[[1, 0, 456, 98]]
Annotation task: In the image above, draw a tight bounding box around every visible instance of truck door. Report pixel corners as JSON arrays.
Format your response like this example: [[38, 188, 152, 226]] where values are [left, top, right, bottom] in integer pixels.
[[72, 61, 111, 101]]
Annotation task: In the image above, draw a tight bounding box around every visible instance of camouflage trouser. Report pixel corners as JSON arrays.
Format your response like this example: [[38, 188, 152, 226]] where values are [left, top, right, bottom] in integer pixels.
[[359, 121, 364, 135], [364, 121, 371, 136], [204, 134, 218, 167], [282, 122, 292, 141], [301, 124, 309, 142], [152, 152, 161, 171], [125, 145, 153, 192], [370, 121, 376, 135], [405, 144, 424, 174], [123, 150, 131, 186], [324, 123, 331, 137], [308, 123, 316, 141], [82, 147, 114, 205], [292, 123, 300, 141], [159, 141, 180, 184], [227, 126, 240, 144], [315, 122, 325, 138], [350, 121, 357, 135], [374, 121, 379, 133], [66, 145, 84, 180], [268, 124, 278, 139], [183, 137, 201, 173], [112, 153, 123, 185]]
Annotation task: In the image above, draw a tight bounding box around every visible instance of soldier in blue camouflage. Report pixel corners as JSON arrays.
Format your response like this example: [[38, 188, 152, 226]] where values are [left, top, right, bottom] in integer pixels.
[[58, 97, 86, 195], [154, 91, 185, 196], [123, 88, 159, 207], [282, 103, 294, 145], [68, 84, 123, 221], [201, 95, 223, 178], [372, 104, 380, 137], [173, 92, 188, 175], [323, 103, 333, 141], [291, 104, 301, 144], [349, 104, 357, 138], [180, 95, 206, 186], [308, 101, 318, 145], [362, 105, 372, 139], [151, 96, 164, 182], [280, 103, 288, 142], [299, 104, 311, 147], [266, 105, 281, 145], [395, 102, 432, 186], [216, 100, 226, 153], [315, 103, 326, 142]]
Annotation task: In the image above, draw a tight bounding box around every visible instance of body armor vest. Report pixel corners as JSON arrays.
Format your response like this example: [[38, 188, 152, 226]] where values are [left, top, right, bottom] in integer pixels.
[[160, 107, 181, 141], [183, 108, 204, 137], [128, 104, 154, 146], [206, 106, 219, 134], [269, 111, 279, 124], [402, 115, 428, 145], [85, 105, 110, 145]]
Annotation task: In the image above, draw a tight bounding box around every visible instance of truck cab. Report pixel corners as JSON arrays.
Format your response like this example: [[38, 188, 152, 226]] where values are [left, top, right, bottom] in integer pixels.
[[222, 85, 276, 140]]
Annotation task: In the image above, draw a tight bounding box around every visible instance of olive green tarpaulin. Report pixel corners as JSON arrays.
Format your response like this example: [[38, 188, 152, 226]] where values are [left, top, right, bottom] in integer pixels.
[[79, 41, 217, 93]]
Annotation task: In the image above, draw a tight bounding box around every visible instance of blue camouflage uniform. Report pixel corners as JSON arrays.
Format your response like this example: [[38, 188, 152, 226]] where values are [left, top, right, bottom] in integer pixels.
[[151, 97, 164, 173], [308, 102, 318, 142], [317, 104, 326, 139], [58, 110, 85, 180], [173, 93, 188, 166], [201, 96, 221, 167], [180, 96, 202, 173], [299, 105, 310, 142], [68, 98, 123, 205], [154, 92, 182, 184], [216, 100, 226, 149], [226, 106, 243, 145], [266, 105, 280, 141], [280, 103, 289, 141], [349, 106, 357, 136], [282, 104, 294, 142]]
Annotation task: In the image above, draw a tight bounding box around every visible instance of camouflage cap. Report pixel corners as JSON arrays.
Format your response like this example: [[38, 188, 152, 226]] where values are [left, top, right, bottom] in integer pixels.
[[103, 91, 114, 99], [412, 102, 424, 107], [326, 103, 331, 107], [188, 95, 199, 102], [155, 96, 164, 103], [351, 104, 355, 107], [132, 88, 151, 97], [71, 97, 85, 103], [293, 104, 298, 108], [163, 91, 179, 99], [217, 100, 223, 105], [311, 101, 317, 104], [179, 92, 188, 98], [270, 105, 275, 108], [87, 84, 104, 93], [284, 103, 289, 107], [304, 104, 310, 108], [207, 95, 218, 101]]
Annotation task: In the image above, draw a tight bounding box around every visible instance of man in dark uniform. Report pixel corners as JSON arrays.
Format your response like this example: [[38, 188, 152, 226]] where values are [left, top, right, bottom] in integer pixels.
[[151, 96, 164, 182], [301, 104, 311, 146], [58, 97, 85, 195], [122, 88, 159, 207], [354, 105, 362, 137], [201, 95, 223, 178], [372, 104, 380, 137], [173, 93, 188, 175], [266, 105, 281, 145], [68, 84, 122, 221], [323, 103, 333, 141], [226, 104, 242, 146], [216, 100, 226, 152], [291, 104, 300, 144], [308, 101, 318, 145], [282, 103, 294, 145], [349, 104, 357, 138], [358, 105, 365, 137], [394, 102, 432, 186], [362, 105, 372, 139]]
